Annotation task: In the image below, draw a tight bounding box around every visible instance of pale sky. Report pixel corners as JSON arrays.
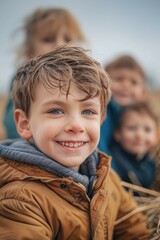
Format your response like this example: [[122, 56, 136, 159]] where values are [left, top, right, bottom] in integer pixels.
[[1, 0, 160, 94]]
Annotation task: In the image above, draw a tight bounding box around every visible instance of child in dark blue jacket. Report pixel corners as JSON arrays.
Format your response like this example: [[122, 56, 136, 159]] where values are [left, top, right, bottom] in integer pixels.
[[111, 103, 158, 189]]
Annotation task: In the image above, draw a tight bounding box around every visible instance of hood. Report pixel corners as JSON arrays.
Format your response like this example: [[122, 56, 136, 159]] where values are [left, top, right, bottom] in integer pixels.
[[0, 139, 99, 195]]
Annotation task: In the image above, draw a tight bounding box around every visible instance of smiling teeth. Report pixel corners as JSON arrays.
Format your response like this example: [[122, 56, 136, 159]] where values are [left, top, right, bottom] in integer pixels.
[[60, 142, 84, 147]]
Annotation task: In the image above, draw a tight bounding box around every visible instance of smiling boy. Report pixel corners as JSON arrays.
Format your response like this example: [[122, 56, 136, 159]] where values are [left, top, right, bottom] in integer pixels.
[[0, 46, 150, 239], [18, 83, 101, 168]]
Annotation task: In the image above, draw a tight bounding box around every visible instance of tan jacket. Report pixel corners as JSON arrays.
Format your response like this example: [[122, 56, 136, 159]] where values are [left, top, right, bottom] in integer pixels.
[[0, 152, 150, 240]]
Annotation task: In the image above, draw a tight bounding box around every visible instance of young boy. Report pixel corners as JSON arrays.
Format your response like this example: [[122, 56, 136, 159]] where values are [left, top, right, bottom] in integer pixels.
[[99, 55, 148, 155], [0, 46, 150, 239], [111, 103, 158, 189]]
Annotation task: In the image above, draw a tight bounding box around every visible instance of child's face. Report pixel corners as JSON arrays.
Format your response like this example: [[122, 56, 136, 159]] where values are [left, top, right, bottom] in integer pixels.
[[115, 111, 158, 158], [16, 83, 101, 168], [31, 26, 78, 58], [110, 68, 146, 106]]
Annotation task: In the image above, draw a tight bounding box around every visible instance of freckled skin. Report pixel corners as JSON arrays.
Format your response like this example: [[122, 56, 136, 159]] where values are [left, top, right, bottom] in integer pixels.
[[16, 83, 101, 168]]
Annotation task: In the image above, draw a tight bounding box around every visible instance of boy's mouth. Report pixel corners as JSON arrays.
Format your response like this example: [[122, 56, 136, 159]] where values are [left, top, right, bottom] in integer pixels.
[[57, 141, 85, 148]]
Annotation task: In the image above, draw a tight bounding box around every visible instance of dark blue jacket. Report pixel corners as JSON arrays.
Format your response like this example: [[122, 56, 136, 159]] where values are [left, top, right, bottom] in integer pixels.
[[98, 99, 122, 155], [3, 75, 20, 139], [111, 142, 156, 189]]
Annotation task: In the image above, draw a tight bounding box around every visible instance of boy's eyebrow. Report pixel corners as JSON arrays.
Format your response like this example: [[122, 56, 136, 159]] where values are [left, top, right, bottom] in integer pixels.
[[41, 100, 67, 107], [80, 99, 101, 108], [41, 98, 100, 108]]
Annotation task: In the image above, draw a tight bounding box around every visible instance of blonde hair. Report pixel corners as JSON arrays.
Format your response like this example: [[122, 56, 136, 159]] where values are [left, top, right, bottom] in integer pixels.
[[18, 8, 86, 60]]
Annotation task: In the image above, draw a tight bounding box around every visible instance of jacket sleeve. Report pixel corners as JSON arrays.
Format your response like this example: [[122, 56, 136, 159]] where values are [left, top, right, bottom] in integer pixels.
[[0, 198, 53, 240], [110, 170, 151, 239], [0, 180, 56, 240]]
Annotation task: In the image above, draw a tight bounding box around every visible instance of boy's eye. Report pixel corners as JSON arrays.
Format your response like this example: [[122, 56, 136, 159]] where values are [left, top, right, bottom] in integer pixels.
[[144, 127, 152, 133], [131, 79, 139, 86], [113, 77, 122, 82], [126, 125, 137, 131], [82, 109, 96, 115], [42, 36, 55, 43], [48, 108, 64, 115]]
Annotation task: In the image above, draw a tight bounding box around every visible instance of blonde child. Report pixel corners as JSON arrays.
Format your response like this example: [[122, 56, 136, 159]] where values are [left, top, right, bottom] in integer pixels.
[[0, 46, 150, 239], [3, 7, 86, 139], [111, 103, 158, 189]]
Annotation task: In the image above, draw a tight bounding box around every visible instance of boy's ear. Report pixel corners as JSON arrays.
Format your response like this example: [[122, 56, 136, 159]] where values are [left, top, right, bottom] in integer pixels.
[[14, 109, 32, 140], [114, 130, 121, 143]]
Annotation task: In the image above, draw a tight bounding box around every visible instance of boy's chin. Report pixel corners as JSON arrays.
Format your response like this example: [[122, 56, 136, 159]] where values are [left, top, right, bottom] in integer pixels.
[[133, 150, 146, 159]]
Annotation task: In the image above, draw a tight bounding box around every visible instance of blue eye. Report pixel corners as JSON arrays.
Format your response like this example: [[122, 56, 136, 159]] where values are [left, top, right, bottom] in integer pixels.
[[48, 108, 64, 115], [82, 109, 96, 115]]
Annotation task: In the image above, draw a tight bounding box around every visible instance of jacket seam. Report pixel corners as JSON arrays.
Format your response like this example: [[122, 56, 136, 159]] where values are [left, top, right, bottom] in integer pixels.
[[0, 197, 41, 210], [0, 181, 44, 209]]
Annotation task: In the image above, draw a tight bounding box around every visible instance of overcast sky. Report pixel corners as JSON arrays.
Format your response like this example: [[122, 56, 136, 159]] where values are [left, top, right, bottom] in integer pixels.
[[1, 0, 160, 94]]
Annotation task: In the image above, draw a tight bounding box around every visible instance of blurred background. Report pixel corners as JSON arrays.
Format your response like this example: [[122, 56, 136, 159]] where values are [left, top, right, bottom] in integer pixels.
[[0, 0, 160, 139], [1, 0, 160, 94]]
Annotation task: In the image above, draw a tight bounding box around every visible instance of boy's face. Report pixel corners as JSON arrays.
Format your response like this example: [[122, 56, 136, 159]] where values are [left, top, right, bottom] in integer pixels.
[[110, 68, 146, 106], [15, 83, 101, 168], [115, 111, 158, 158], [30, 25, 78, 58]]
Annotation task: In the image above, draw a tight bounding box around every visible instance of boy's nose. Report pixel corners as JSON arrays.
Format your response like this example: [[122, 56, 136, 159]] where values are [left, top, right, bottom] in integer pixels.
[[122, 79, 130, 89], [135, 129, 144, 139], [55, 39, 66, 47], [64, 116, 85, 134]]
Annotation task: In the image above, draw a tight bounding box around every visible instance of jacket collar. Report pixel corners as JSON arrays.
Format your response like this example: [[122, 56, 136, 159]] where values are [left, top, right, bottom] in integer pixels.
[[0, 139, 100, 195]]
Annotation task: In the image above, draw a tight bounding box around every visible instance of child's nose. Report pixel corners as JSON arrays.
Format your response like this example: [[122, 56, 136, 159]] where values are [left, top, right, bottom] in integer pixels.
[[136, 129, 144, 138], [123, 80, 130, 89], [55, 39, 66, 47], [64, 116, 85, 134]]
